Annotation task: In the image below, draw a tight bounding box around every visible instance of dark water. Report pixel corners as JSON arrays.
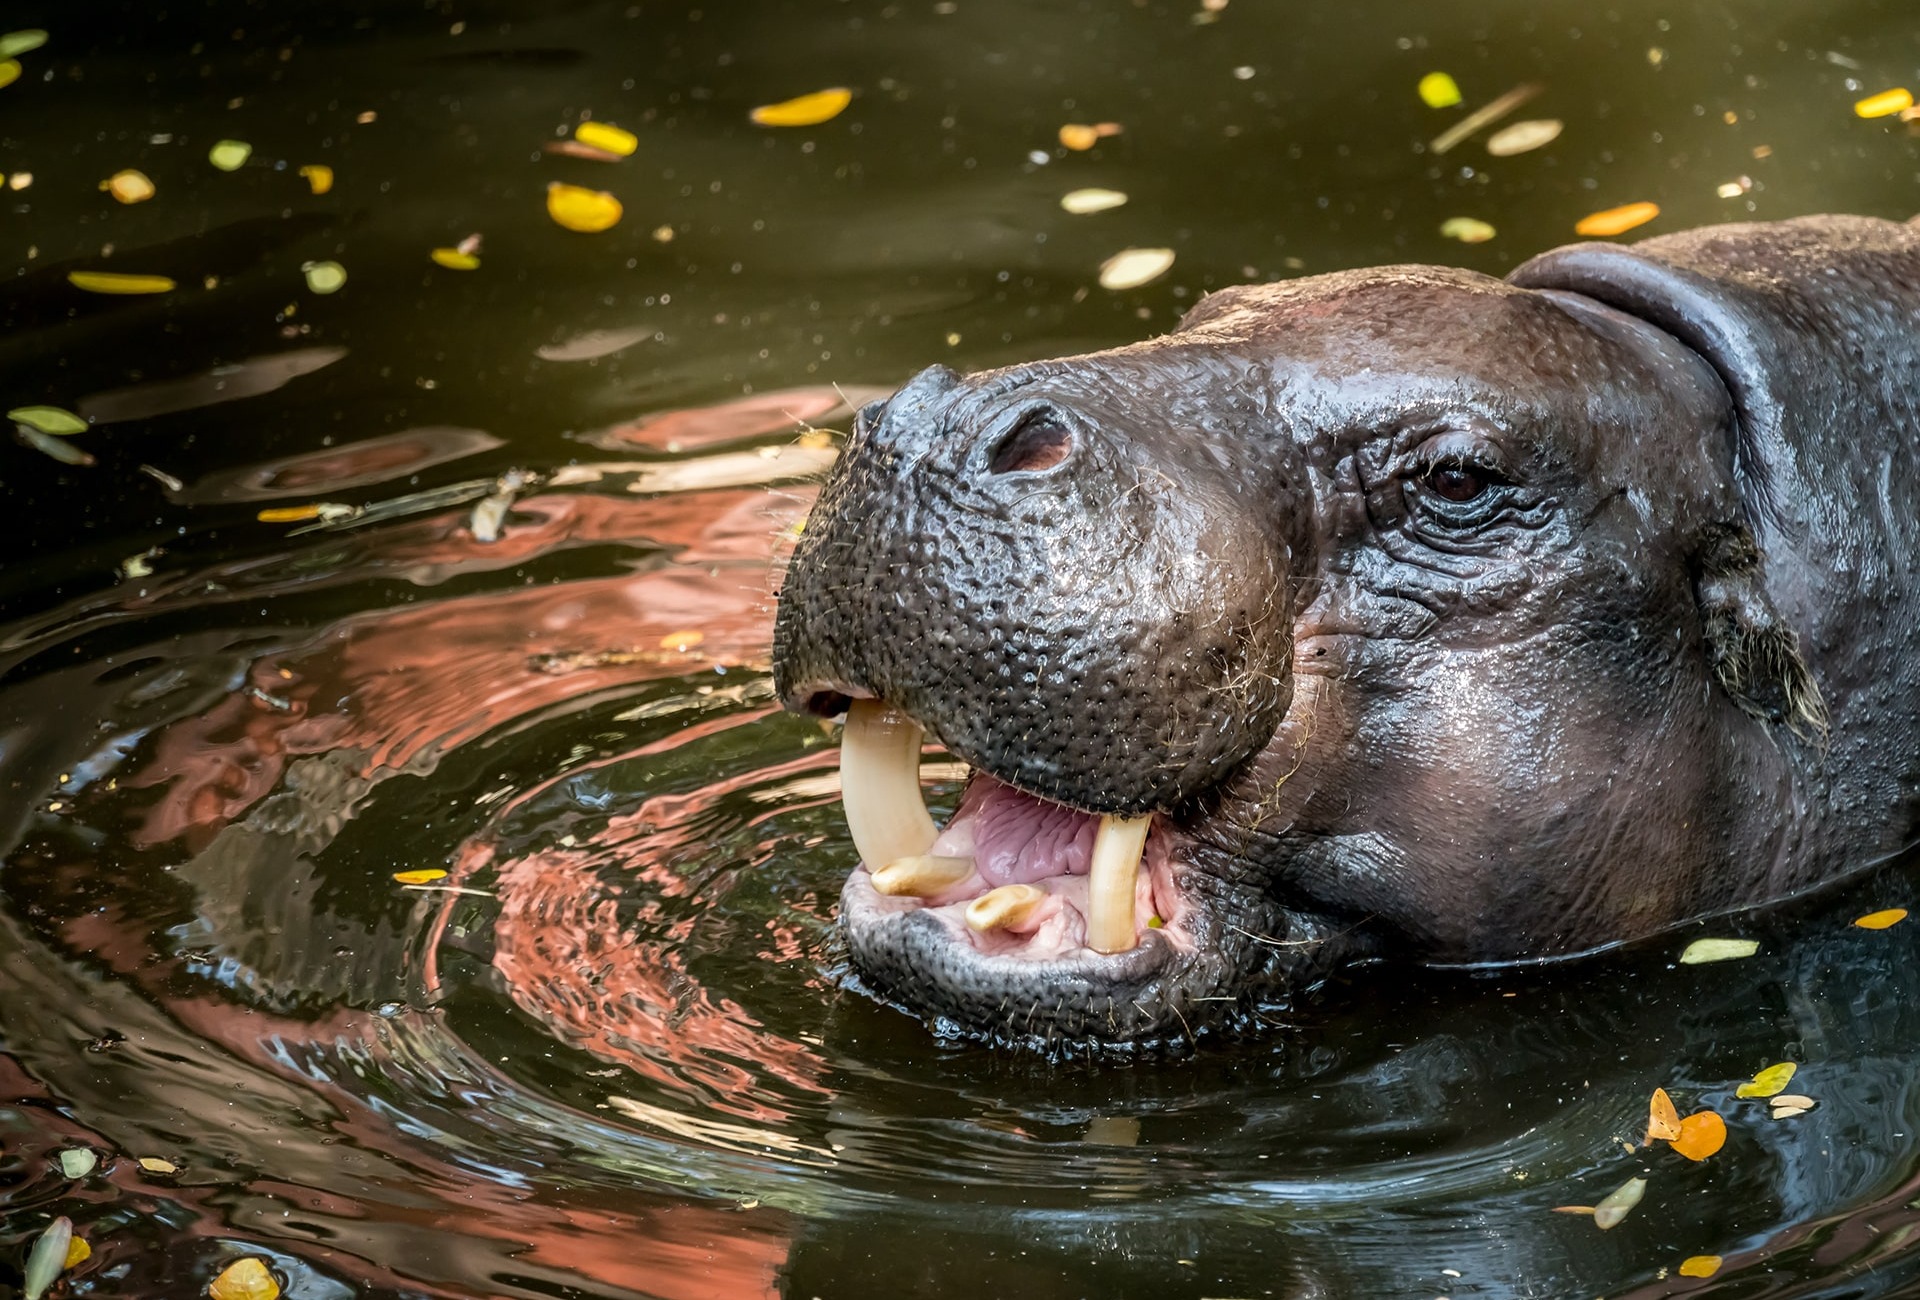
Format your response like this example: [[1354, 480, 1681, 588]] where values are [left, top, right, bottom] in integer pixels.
[[6, 1, 1920, 1296]]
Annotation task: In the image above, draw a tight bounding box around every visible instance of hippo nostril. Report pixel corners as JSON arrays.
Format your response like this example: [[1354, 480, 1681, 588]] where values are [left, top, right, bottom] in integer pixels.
[[987, 410, 1074, 475]]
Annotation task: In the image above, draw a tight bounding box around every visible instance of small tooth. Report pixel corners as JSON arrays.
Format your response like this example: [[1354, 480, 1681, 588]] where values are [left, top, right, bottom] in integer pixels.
[[965, 884, 1047, 933], [871, 855, 975, 897], [1086, 812, 1152, 954], [839, 699, 938, 867]]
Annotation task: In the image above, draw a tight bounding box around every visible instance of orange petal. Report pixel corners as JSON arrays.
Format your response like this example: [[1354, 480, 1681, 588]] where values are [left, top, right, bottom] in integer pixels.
[[1678, 1254, 1723, 1278], [1647, 1086, 1683, 1143], [1671, 1109, 1727, 1161], [1575, 201, 1660, 237], [1855, 907, 1907, 930]]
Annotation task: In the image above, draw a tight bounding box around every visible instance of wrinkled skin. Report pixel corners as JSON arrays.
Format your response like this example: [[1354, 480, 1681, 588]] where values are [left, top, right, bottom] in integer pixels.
[[773, 215, 1920, 1051]]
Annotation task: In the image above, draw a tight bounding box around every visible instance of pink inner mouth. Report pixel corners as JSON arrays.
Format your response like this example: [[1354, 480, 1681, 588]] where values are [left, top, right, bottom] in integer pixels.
[[851, 773, 1186, 961]]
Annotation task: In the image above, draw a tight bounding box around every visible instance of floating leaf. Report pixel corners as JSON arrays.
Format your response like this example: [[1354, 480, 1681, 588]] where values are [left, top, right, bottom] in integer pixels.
[[0, 59, 19, 90], [137, 1155, 178, 1174], [257, 504, 322, 523], [17, 427, 93, 464], [393, 868, 448, 885], [1418, 71, 1462, 109], [1678, 1255, 1723, 1278], [1576, 202, 1661, 237], [1678, 936, 1757, 964], [1097, 247, 1175, 290], [1855, 907, 1907, 929], [750, 87, 851, 127], [1440, 216, 1496, 243], [659, 629, 705, 652], [1551, 1205, 1595, 1215], [1736, 1061, 1797, 1098], [298, 164, 333, 194], [301, 260, 347, 294], [1672, 1110, 1727, 1161], [543, 138, 624, 162], [430, 247, 480, 270], [209, 1257, 281, 1300], [546, 181, 623, 232], [0, 29, 47, 58], [105, 169, 155, 203], [64, 1237, 90, 1268], [1592, 1176, 1647, 1230], [68, 270, 175, 295], [56, 1148, 98, 1179], [575, 120, 638, 156], [9, 405, 86, 435], [1430, 82, 1541, 154], [23, 1216, 72, 1300], [1060, 187, 1128, 214], [208, 139, 252, 171], [1059, 123, 1100, 150], [1647, 1087, 1683, 1143], [1771, 1102, 1813, 1119], [1770, 1092, 1815, 1110], [1485, 118, 1563, 156], [1855, 88, 1913, 119]]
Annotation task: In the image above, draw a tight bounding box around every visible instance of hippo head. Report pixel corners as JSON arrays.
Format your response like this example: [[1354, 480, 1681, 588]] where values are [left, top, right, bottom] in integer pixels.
[[774, 258, 1822, 1052]]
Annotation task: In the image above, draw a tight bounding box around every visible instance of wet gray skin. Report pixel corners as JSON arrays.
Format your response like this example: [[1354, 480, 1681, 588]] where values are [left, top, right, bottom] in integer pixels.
[[774, 214, 1920, 1052]]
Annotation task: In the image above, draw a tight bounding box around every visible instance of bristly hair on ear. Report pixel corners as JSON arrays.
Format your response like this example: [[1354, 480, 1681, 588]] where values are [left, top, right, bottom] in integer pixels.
[[1694, 522, 1829, 740]]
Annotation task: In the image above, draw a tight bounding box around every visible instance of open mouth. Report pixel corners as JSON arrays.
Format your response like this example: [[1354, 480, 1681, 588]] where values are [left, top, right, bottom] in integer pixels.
[[833, 699, 1189, 969]]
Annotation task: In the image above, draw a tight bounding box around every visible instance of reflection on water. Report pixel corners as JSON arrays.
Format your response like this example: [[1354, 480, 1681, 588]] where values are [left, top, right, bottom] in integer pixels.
[[6, 0, 1920, 1296]]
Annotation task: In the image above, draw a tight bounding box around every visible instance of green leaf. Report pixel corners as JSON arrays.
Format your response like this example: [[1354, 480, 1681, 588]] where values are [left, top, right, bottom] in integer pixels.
[[8, 405, 86, 435]]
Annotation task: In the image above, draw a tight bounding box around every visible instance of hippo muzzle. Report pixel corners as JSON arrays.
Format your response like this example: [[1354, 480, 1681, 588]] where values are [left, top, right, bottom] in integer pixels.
[[773, 216, 1920, 1052]]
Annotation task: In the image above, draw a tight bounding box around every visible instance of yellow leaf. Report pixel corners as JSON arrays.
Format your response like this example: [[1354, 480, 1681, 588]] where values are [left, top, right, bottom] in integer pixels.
[[1575, 201, 1661, 237], [658, 629, 705, 652], [750, 87, 851, 127], [1485, 118, 1563, 156], [1439, 216, 1496, 243], [1551, 1205, 1596, 1215], [1059, 123, 1100, 150], [137, 1156, 178, 1174], [256, 504, 323, 523], [208, 139, 252, 171], [1098, 247, 1175, 291], [64, 1237, 90, 1268], [393, 869, 448, 885], [1678, 1255, 1722, 1278], [1060, 187, 1128, 214], [1418, 72, 1462, 109], [209, 1257, 281, 1300], [0, 59, 19, 91], [430, 247, 480, 270], [575, 121, 638, 156], [1855, 907, 1907, 929], [298, 164, 333, 194], [1855, 88, 1913, 119], [1677, 936, 1757, 964], [68, 271, 175, 295], [1671, 1109, 1727, 1161], [1592, 1176, 1646, 1229], [302, 261, 347, 294], [546, 181, 623, 232], [1647, 1086, 1682, 1143], [1736, 1061, 1796, 1098], [9, 406, 87, 435], [105, 169, 155, 203]]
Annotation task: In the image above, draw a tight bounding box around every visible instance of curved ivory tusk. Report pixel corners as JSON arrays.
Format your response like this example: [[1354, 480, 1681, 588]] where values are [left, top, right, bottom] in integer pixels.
[[840, 700, 938, 868], [1086, 813, 1152, 954]]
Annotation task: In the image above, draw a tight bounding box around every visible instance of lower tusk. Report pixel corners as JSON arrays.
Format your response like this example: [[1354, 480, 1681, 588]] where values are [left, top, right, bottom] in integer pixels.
[[871, 855, 975, 897], [1086, 813, 1152, 954], [965, 884, 1047, 933], [840, 699, 938, 868]]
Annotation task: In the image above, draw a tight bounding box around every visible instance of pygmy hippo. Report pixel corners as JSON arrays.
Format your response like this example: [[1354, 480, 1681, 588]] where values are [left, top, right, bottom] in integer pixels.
[[772, 214, 1920, 1051]]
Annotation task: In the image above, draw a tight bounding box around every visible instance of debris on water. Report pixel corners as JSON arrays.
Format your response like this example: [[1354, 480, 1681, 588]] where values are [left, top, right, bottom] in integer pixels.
[[1854, 907, 1907, 929], [1429, 82, 1541, 154], [0, 60, 20, 90], [208, 139, 253, 171], [9, 170, 31, 188], [17, 426, 94, 464], [431, 246, 481, 269], [0, 29, 48, 58], [469, 475, 519, 540], [298, 163, 333, 194], [1736, 1061, 1796, 1098], [1059, 121, 1123, 151], [547, 181, 623, 231], [1647, 1087, 1682, 1143], [544, 138, 624, 162], [56, 1148, 97, 1179], [751, 87, 851, 126], [1098, 247, 1175, 290], [119, 547, 162, 580], [104, 169, 156, 203], [139, 463, 184, 491], [64, 1236, 90, 1268], [1575, 202, 1660, 237], [8, 405, 86, 435], [1592, 1175, 1647, 1229], [1060, 187, 1128, 214], [209, 1257, 281, 1300], [659, 630, 706, 652], [1769, 1092, 1816, 1119], [1485, 118, 1562, 156], [1678, 1255, 1723, 1278], [1855, 88, 1913, 119], [1677, 935, 1756, 964], [535, 325, 654, 361], [301, 260, 347, 294], [1418, 71, 1462, 108], [575, 120, 638, 156], [1717, 176, 1754, 198], [68, 270, 176, 294], [137, 1155, 178, 1174], [1439, 216, 1496, 243], [393, 869, 448, 884], [23, 1216, 73, 1300], [1670, 1110, 1726, 1161]]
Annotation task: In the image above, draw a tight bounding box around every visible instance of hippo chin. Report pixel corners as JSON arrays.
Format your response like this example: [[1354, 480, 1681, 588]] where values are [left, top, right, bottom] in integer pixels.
[[772, 214, 1920, 1052]]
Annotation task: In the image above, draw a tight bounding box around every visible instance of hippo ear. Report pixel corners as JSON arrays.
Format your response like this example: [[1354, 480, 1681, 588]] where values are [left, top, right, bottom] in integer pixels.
[[1691, 522, 1828, 737]]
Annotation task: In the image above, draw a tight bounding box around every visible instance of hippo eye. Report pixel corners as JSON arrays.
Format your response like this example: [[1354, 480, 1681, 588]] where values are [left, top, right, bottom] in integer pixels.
[[1426, 463, 1488, 503]]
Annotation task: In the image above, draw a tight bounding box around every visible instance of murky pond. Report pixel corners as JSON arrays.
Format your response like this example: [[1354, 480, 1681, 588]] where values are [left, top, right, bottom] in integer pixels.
[[6, 1, 1920, 1295]]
